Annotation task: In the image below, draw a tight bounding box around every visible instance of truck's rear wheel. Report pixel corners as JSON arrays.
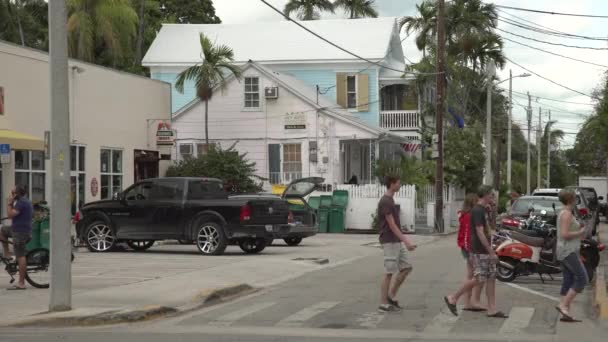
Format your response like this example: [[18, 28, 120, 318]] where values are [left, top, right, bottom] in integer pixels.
[[239, 238, 267, 254], [284, 237, 303, 246], [195, 221, 227, 256]]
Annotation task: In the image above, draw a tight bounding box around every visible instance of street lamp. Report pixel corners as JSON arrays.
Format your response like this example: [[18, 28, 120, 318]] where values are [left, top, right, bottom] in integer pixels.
[[495, 71, 531, 194]]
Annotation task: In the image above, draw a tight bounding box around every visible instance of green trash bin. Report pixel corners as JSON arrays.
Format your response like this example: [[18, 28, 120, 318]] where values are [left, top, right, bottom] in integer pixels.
[[318, 195, 333, 233], [307, 196, 321, 211], [26, 220, 41, 251], [329, 207, 346, 233], [331, 190, 349, 209], [39, 217, 50, 249]]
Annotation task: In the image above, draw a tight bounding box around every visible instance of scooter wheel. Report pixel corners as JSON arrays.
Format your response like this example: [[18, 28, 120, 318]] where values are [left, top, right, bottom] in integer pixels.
[[497, 258, 517, 282]]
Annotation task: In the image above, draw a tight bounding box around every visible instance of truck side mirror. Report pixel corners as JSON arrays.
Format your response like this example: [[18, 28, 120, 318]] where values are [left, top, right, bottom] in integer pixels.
[[599, 196, 604, 201]]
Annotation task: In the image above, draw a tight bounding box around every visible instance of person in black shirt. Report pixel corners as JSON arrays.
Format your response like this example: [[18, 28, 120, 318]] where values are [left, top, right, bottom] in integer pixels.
[[444, 185, 508, 318]]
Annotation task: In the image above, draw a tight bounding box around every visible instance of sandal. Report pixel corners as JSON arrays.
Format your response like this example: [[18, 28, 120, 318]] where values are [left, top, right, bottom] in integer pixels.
[[463, 307, 487, 312], [444, 296, 458, 316], [487, 311, 509, 318], [7, 285, 25, 290], [555, 306, 579, 322]]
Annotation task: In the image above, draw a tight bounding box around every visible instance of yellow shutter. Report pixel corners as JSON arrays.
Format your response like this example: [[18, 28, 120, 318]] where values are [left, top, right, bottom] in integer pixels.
[[336, 73, 347, 108], [357, 74, 369, 112]]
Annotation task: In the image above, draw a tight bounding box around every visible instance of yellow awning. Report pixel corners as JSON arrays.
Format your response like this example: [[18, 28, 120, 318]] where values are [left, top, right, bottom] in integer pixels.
[[0, 129, 44, 150]]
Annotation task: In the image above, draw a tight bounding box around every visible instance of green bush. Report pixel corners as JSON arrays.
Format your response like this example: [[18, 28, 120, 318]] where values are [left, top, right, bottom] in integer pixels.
[[166, 143, 263, 193]]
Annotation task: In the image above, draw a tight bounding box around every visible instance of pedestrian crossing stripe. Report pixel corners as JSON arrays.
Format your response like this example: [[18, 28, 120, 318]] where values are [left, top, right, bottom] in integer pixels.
[[209, 302, 277, 327], [276, 301, 340, 327]]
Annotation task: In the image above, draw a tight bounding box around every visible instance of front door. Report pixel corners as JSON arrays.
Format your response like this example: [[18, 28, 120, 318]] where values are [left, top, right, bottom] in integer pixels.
[[118, 181, 154, 239]]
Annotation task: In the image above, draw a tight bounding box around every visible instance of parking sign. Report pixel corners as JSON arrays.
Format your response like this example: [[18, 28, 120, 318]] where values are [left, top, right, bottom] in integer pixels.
[[0, 144, 10, 164]]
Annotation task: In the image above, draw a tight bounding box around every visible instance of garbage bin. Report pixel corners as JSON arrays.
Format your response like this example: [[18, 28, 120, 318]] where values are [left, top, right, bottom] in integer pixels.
[[307, 196, 321, 211], [329, 207, 345, 233], [331, 190, 349, 209], [318, 195, 333, 233], [26, 220, 41, 251]]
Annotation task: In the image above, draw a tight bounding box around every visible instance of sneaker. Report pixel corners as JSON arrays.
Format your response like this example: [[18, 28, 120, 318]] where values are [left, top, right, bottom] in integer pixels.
[[378, 304, 402, 313], [387, 297, 402, 309]]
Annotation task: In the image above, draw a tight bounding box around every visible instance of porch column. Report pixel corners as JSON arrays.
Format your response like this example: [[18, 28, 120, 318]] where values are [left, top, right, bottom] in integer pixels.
[[370, 140, 378, 184]]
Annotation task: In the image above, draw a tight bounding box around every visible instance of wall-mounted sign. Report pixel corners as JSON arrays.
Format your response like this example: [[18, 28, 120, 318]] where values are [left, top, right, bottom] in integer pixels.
[[91, 177, 99, 197], [284, 112, 306, 130], [0, 144, 10, 164], [156, 121, 174, 146]]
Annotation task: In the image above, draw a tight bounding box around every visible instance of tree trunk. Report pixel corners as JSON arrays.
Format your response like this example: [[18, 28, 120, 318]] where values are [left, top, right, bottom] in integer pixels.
[[205, 99, 209, 146], [134, 0, 146, 66], [8, 0, 25, 46]]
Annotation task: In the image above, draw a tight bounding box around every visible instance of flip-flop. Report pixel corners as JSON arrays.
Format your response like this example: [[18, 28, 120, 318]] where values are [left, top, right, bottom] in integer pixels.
[[560, 317, 582, 323], [463, 307, 487, 312], [7, 286, 25, 291], [487, 311, 509, 318], [555, 306, 575, 321], [444, 296, 458, 316]]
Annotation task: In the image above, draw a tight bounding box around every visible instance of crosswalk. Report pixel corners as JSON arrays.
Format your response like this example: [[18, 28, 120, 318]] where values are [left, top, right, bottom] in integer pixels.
[[184, 299, 557, 337]]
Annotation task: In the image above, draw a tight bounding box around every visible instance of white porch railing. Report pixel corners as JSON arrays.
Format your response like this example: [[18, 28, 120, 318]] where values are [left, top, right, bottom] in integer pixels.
[[379, 110, 420, 130], [268, 172, 303, 185]]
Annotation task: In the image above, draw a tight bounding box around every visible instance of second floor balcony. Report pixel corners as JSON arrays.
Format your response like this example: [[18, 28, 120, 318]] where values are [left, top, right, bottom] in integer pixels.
[[379, 83, 420, 131]]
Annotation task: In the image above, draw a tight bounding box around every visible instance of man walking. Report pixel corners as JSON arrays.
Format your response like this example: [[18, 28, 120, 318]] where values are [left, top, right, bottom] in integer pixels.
[[1, 186, 33, 290], [378, 175, 416, 313], [444, 185, 508, 318]]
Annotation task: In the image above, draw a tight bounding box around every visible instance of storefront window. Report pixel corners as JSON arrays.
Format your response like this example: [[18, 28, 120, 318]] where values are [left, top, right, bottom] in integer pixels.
[[100, 148, 123, 199], [71, 145, 86, 215], [14, 150, 46, 203]]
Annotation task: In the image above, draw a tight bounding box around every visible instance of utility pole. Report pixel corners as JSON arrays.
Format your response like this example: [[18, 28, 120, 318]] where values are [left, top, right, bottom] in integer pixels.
[[485, 62, 495, 186], [537, 107, 542, 190], [507, 70, 512, 193], [49, 0, 72, 311], [434, 0, 446, 233], [494, 133, 503, 190], [547, 110, 551, 187], [527, 92, 532, 195]]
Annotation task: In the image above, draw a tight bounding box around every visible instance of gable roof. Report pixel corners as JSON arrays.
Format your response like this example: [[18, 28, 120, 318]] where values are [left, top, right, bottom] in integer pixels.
[[172, 61, 405, 141], [143, 17, 399, 66]]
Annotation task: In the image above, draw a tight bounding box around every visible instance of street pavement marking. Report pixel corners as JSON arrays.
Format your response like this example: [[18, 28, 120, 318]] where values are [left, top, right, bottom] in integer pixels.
[[499, 307, 535, 334], [276, 301, 341, 327], [504, 283, 559, 302], [422, 309, 459, 333], [356, 311, 386, 328], [209, 302, 276, 327]]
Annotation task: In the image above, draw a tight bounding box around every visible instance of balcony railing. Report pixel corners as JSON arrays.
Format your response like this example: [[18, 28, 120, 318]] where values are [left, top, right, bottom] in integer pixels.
[[379, 110, 420, 130], [269, 172, 303, 185]]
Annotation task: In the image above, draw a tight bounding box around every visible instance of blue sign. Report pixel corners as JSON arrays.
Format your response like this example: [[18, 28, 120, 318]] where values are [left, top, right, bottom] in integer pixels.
[[0, 143, 10, 164]]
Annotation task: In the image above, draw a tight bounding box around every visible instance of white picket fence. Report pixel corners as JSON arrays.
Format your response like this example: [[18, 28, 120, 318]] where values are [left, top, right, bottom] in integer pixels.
[[308, 183, 465, 232]]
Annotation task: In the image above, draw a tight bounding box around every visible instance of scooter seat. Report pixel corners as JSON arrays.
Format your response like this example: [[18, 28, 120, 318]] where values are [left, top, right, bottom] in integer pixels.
[[510, 231, 546, 247]]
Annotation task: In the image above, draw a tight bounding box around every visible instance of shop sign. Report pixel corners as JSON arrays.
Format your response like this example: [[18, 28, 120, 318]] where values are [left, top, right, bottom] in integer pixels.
[[284, 112, 306, 130], [91, 177, 99, 197], [156, 121, 174, 146], [0, 144, 10, 164]]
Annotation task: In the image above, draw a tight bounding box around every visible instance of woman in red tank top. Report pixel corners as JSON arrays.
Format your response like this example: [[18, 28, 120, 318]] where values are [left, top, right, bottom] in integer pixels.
[[457, 193, 486, 311]]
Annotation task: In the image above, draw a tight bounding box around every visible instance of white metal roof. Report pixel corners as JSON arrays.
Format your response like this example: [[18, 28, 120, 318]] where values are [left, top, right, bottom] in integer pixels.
[[143, 17, 399, 66]]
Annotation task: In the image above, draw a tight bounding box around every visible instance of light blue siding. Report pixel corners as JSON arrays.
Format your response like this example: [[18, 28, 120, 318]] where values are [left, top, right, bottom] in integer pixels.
[[284, 68, 380, 127], [151, 72, 196, 113]]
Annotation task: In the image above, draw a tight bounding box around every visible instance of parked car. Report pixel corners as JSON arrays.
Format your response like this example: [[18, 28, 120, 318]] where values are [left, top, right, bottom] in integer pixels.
[[565, 186, 600, 228], [74, 177, 293, 255], [532, 188, 561, 197], [230, 177, 322, 246], [500, 196, 563, 229]]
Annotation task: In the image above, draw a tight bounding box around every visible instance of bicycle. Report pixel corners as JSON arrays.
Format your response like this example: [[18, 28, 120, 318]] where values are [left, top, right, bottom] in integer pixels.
[[1, 218, 75, 289]]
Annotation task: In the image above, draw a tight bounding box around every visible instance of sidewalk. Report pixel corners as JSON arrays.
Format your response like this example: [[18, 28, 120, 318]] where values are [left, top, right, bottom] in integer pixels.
[[0, 234, 436, 326]]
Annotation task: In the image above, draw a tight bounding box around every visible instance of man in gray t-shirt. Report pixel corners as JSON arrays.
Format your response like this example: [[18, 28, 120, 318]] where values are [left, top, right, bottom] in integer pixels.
[[377, 176, 416, 313]]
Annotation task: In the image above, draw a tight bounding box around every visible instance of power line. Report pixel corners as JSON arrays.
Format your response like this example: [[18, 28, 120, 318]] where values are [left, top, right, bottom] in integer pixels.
[[501, 36, 608, 68], [505, 88, 595, 106], [258, 0, 442, 76], [505, 57, 599, 100], [497, 9, 608, 40], [495, 5, 608, 19], [496, 28, 608, 50], [497, 17, 608, 41]]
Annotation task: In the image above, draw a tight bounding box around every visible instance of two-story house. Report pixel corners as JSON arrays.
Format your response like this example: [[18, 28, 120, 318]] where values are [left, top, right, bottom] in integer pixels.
[[142, 18, 422, 186]]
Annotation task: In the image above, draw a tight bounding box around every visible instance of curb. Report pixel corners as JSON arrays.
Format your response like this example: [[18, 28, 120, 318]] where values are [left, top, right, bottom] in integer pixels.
[[8, 283, 255, 327], [592, 256, 608, 319]]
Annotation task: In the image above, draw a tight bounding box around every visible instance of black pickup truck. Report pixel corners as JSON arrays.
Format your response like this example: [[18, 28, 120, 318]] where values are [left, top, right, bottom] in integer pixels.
[[74, 177, 291, 255]]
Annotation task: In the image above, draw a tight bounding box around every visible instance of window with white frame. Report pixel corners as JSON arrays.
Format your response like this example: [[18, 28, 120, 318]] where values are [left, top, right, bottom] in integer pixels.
[[14, 150, 46, 203], [179, 144, 193, 160], [100, 149, 123, 199], [197, 143, 211, 158], [282, 144, 302, 183], [244, 77, 260, 108], [346, 75, 357, 109], [70, 145, 86, 215]]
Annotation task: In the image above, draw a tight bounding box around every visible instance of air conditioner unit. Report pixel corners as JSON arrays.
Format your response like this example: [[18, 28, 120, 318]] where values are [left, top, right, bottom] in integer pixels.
[[265, 87, 279, 99], [179, 144, 193, 155]]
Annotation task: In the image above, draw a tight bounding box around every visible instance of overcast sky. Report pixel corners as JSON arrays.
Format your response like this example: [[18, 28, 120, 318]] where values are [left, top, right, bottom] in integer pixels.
[[213, 0, 608, 148]]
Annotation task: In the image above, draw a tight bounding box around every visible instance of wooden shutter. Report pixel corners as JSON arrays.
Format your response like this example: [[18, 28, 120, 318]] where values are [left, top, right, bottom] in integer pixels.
[[357, 74, 369, 112], [268, 144, 281, 184], [336, 73, 347, 108]]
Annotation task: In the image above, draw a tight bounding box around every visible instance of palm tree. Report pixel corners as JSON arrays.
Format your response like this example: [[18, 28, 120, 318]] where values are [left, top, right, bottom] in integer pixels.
[[67, 0, 138, 65], [333, 0, 378, 19], [175, 33, 242, 146], [399, 1, 436, 58], [283, 0, 334, 20]]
